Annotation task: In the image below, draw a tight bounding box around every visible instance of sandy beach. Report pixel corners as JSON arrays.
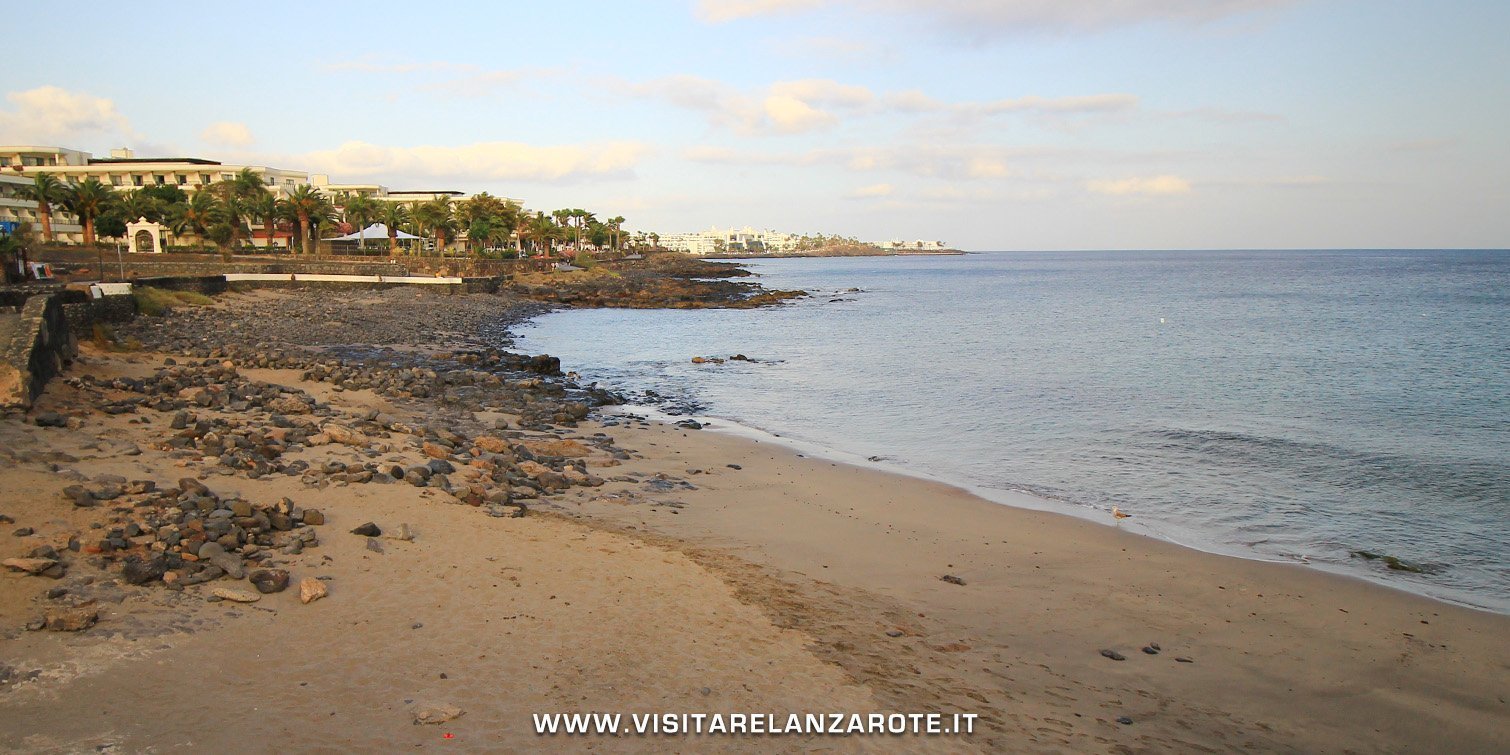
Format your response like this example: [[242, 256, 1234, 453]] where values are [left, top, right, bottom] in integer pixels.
[[1, 289, 1506, 753]]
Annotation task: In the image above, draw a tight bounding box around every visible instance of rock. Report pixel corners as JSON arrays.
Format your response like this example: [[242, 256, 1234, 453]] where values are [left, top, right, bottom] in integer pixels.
[[1175, 657, 1195, 663], [1142, 643, 1161, 655], [421, 442, 452, 459], [3, 557, 57, 575], [885, 629, 905, 638], [211, 587, 261, 603], [321, 424, 367, 446], [249, 568, 290, 594], [121, 556, 166, 585], [385, 523, 415, 542], [34, 411, 68, 427], [351, 522, 382, 537], [230, 499, 253, 517], [178, 477, 211, 497], [13, 527, 35, 537], [1116, 716, 1134, 726], [268, 396, 310, 415], [299, 577, 328, 604], [302, 509, 325, 525], [62, 485, 95, 507], [45, 607, 98, 631], [1100, 649, 1126, 661], [474, 435, 510, 454], [197, 542, 246, 579], [676, 419, 703, 430], [366, 538, 384, 554], [940, 574, 966, 586], [411, 703, 465, 725]]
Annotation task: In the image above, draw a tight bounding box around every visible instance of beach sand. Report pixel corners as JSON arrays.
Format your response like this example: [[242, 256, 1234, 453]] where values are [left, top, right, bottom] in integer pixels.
[[1, 346, 1506, 752]]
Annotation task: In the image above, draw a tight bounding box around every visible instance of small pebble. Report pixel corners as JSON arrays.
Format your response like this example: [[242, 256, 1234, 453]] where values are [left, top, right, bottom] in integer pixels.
[[1100, 649, 1126, 661], [1116, 716, 1133, 725]]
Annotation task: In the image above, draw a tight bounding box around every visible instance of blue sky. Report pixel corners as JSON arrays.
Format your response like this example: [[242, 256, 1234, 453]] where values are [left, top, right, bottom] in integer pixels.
[[2, 0, 1506, 250]]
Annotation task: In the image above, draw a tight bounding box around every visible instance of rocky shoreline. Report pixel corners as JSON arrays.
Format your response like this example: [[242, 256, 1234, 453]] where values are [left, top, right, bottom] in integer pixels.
[[1, 279, 742, 643]]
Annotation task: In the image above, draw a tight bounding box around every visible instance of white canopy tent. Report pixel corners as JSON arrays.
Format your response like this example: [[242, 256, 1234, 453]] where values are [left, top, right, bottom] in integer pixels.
[[327, 223, 419, 242]]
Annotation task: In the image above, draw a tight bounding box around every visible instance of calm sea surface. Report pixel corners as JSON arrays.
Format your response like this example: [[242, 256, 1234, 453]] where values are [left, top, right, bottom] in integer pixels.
[[512, 251, 1510, 612]]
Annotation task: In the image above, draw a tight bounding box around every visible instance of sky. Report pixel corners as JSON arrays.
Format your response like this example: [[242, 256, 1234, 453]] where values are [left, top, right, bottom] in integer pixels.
[[1, 0, 1506, 251]]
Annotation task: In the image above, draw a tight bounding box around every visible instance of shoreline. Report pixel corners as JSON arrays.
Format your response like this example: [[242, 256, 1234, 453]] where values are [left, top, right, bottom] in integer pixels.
[[2, 287, 1506, 751], [603, 405, 1508, 616]]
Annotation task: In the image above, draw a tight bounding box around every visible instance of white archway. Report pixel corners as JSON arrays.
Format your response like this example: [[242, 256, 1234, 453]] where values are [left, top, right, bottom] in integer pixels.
[[125, 217, 163, 254]]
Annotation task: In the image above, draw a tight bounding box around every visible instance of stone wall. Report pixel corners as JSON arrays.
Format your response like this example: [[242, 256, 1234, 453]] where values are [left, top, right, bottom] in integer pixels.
[[0, 294, 77, 411]]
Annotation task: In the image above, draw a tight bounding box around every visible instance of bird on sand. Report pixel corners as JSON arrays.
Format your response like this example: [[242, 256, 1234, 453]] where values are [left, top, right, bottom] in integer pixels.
[[1112, 506, 1132, 520]]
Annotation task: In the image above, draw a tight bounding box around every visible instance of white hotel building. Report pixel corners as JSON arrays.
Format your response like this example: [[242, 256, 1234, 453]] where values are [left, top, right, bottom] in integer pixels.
[[658, 226, 800, 256]]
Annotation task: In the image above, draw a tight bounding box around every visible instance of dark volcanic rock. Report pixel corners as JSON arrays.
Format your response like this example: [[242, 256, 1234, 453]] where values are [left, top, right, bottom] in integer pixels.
[[249, 568, 291, 594], [351, 522, 382, 537]]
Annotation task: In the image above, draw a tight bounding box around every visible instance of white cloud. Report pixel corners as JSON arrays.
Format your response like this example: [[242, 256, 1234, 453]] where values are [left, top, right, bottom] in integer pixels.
[[978, 93, 1137, 115], [1086, 174, 1192, 195], [769, 78, 874, 108], [696, 0, 826, 23], [847, 182, 894, 198], [697, 0, 1299, 33], [294, 140, 649, 184], [0, 85, 136, 145], [762, 95, 835, 132], [634, 75, 873, 135], [200, 121, 254, 148]]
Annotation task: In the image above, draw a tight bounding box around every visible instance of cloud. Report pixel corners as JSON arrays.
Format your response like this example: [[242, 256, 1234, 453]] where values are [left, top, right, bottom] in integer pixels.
[[1086, 174, 1191, 195], [637, 73, 1124, 135], [696, 0, 826, 23], [200, 121, 254, 148], [978, 93, 1137, 115], [847, 182, 894, 199], [697, 0, 1300, 34], [633, 75, 873, 135], [775, 35, 883, 60], [0, 85, 136, 145], [294, 140, 649, 184]]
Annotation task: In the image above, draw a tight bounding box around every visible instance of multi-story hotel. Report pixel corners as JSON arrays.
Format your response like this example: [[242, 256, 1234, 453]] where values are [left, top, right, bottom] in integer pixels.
[[0, 145, 522, 246]]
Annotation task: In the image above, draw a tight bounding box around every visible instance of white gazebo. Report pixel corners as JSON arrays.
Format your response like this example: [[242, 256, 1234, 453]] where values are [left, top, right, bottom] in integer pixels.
[[327, 223, 419, 242], [125, 217, 164, 254]]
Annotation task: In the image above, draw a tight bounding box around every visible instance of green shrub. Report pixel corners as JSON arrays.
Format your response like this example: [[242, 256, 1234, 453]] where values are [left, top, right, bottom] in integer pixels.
[[133, 286, 214, 316]]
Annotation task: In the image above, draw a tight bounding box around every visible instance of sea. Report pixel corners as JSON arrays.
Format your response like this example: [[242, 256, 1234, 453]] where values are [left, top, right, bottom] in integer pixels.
[[511, 250, 1510, 613]]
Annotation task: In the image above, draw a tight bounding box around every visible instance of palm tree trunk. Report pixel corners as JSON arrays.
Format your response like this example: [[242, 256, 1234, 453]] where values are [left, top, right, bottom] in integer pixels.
[[299, 215, 312, 255], [39, 205, 53, 243], [83, 216, 96, 246], [389, 231, 398, 257]]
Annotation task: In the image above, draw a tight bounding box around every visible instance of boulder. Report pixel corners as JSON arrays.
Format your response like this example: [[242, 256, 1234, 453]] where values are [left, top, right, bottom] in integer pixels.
[[249, 568, 290, 594], [299, 577, 328, 604], [45, 607, 98, 631]]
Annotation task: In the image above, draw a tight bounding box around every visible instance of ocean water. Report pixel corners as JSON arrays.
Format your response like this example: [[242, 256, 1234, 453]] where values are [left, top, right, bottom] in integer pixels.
[[511, 250, 1510, 612]]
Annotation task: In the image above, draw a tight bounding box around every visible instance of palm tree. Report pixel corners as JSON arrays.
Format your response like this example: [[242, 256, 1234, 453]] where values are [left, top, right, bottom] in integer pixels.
[[118, 190, 164, 223], [248, 193, 281, 250], [377, 201, 411, 257], [340, 194, 380, 252], [284, 184, 326, 255], [169, 190, 225, 252], [65, 178, 116, 246], [607, 216, 626, 253], [414, 197, 454, 256], [16, 174, 68, 243]]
